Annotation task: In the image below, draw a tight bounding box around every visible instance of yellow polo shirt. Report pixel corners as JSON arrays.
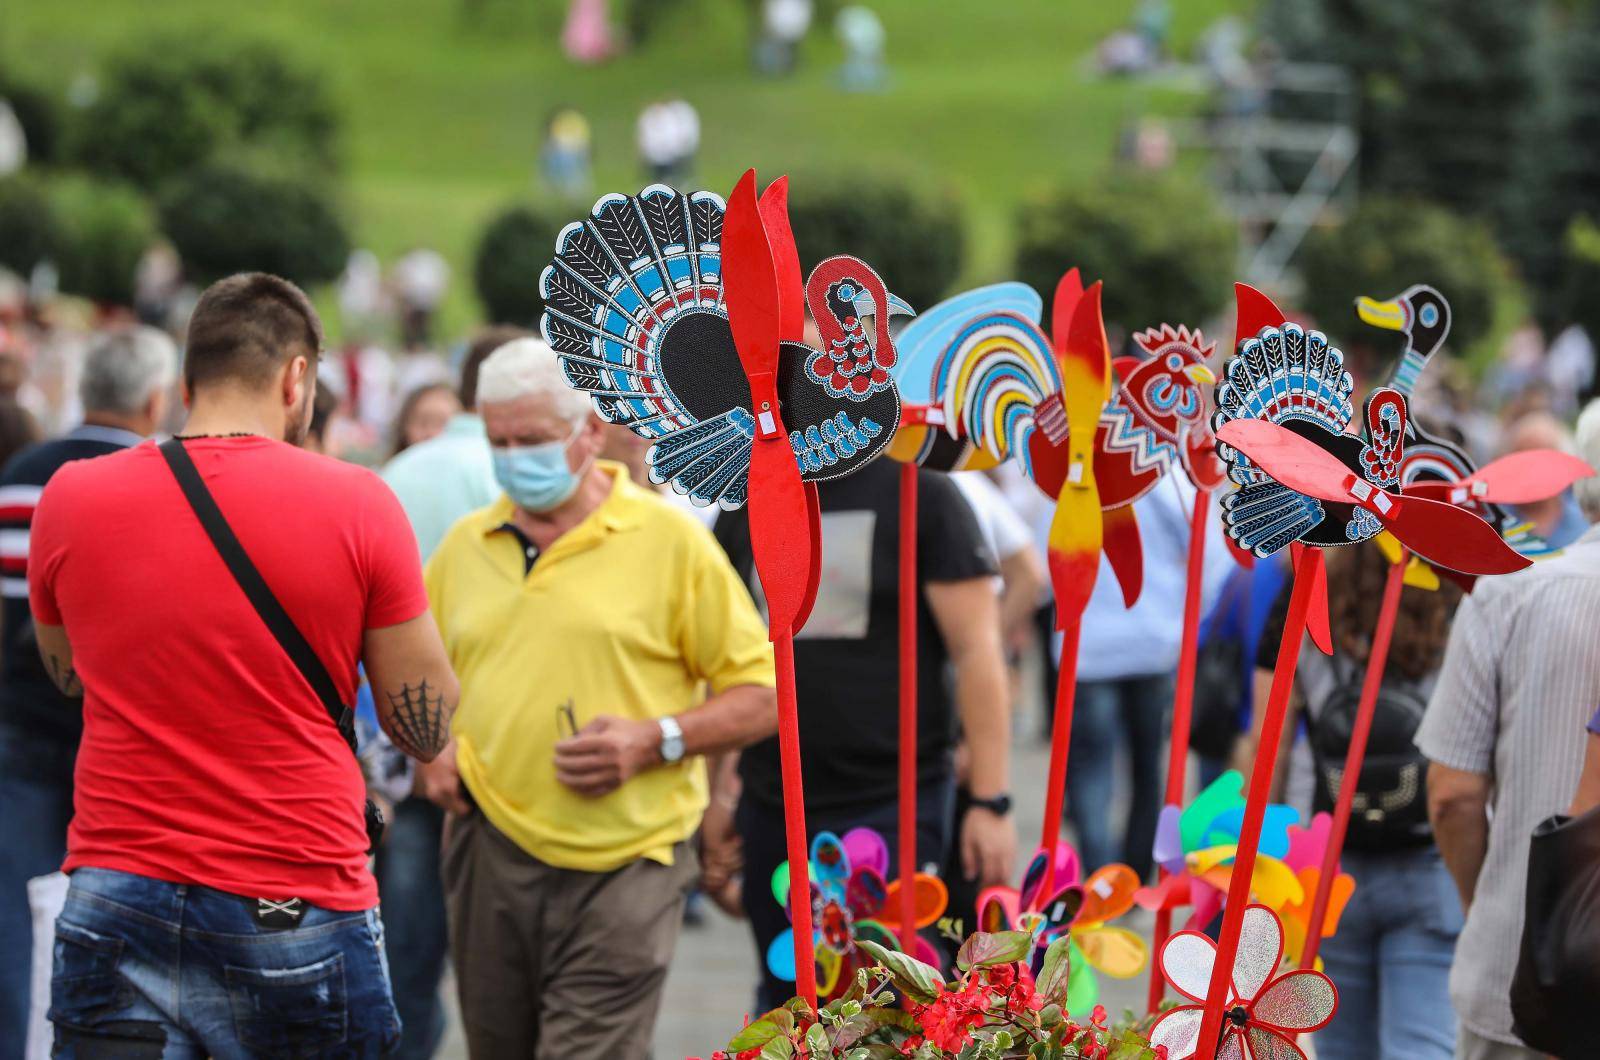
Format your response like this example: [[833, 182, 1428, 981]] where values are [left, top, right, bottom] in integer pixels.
[[424, 462, 774, 872]]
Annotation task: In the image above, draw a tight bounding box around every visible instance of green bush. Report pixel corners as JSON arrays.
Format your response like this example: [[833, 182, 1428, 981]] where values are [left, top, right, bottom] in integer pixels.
[[48, 176, 158, 306], [0, 71, 66, 166], [1297, 197, 1513, 353], [74, 33, 339, 190], [1559, 216, 1600, 342], [1014, 172, 1236, 334], [157, 162, 349, 287], [0, 175, 63, 278], [473, 204, 564, 327], [785, 174, 966, 316]]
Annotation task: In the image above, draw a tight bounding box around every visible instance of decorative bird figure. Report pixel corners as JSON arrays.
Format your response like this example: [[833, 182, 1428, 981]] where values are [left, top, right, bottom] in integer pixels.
[[538, 183, 912, 510], [1096, 324, 1221, 505], [1357, 284, 1593, 564], [1213, 284, 1529, 577]]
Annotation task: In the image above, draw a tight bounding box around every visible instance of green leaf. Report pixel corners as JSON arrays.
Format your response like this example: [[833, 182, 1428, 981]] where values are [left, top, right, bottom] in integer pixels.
[[728, 1016, 785, 1051], [1035, 935, 1073, 1006], [805, 1023, 830, 1053], [857, 939, 945, 1003], [955, 929, 1035, 971], [760, 1037, 796, 1060]]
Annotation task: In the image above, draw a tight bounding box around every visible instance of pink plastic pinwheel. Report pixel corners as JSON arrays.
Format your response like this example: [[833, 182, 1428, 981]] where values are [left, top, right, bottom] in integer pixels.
[[767, 828, 946, 1002], [1149, 904, 1338, 1060]]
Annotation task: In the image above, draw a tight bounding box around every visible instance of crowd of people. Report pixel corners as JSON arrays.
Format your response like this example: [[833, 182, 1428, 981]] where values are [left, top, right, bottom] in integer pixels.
[[0, 266, 1598, 1059]]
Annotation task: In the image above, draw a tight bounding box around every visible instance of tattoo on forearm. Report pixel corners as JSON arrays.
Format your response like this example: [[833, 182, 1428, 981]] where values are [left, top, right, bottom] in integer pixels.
[[47, 654, 82, 697], [384, 680, 448, 758]]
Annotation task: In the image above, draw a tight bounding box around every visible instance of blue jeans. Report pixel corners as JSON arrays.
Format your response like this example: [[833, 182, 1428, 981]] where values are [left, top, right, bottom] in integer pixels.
[[50, 867, 400, 1058], [1314, 846, 1461, 1060], [1065, 675, 1171, 878], [0, 723, 75, 1060], [373, 797, 448, 1059]]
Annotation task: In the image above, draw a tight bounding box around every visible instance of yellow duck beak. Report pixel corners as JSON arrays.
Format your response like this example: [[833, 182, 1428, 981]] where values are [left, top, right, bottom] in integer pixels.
[[1184, 362, 1217, 385], [1356, 296, 1408, 332]]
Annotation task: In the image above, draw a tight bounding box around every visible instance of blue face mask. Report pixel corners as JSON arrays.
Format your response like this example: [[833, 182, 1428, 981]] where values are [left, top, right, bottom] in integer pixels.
[[492, 425, 584, 512]]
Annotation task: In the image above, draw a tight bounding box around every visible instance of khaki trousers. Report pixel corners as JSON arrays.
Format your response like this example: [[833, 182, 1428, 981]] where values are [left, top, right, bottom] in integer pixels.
[[442, 808, 696, 1059]]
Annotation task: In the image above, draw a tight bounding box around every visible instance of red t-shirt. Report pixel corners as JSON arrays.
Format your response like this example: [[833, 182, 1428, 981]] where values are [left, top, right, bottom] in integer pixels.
[[30, 437, 428, 909]]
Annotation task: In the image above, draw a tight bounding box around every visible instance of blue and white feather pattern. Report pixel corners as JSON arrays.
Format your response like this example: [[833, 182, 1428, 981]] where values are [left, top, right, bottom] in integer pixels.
[[540, 185, 757, 509], [1212, 323, 1356, 557]]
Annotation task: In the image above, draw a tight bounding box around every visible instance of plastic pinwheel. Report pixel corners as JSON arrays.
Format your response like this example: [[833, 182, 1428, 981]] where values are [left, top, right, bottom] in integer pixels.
[[543, 173, 911, 1007], [1192, 283, 1529, 1050], [767, 829, 947, 1002], [1149, 904, 1337, 1060]]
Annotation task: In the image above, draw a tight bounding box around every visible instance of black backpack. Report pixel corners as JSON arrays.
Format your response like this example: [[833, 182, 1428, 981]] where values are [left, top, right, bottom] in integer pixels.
[[1305, 654, 1433, 851]]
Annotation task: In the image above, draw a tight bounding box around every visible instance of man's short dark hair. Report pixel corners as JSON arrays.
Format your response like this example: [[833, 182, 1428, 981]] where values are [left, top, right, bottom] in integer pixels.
[[184, 273, 324, 392], [459, 325, 533, 410]]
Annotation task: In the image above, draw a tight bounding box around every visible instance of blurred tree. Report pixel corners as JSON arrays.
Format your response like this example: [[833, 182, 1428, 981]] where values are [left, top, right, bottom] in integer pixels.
[[73, 33, 340, 190], [49, 176, 158, 306], [785, 174, 965, 315], [0, 175, 64, 278], [1260, 0, 1537, 236], [1297, 197, 1513, 353], [1014, 172, 1235, 335], [0, 71, 65, 167], [1558, 215, 1600, 340], [473, 204, 563, 327], [157, 163, 348, 287]]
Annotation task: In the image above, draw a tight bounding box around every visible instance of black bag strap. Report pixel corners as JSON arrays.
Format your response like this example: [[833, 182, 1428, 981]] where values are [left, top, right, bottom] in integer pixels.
[[159, 438, 356, 752]]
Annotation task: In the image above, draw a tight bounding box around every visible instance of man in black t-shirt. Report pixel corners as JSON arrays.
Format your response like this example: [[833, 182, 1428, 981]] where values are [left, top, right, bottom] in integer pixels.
[[0, 326, 175, 1051], [713, 459, 1014, 1007]]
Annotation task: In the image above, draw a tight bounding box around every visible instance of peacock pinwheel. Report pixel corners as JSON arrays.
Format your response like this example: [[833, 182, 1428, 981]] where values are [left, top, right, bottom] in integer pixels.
[[1149, 904, 1338, 1060], [766, 829, 946, 1002], [538, 182, 912, 510]]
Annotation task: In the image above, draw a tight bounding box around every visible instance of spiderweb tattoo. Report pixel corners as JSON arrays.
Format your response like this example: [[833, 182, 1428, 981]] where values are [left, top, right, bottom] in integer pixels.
[[384, 680, 448, 759]]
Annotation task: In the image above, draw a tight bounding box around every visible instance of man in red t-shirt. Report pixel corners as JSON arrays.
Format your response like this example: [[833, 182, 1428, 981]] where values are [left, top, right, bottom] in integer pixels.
[[29, 273, 458, 1056]]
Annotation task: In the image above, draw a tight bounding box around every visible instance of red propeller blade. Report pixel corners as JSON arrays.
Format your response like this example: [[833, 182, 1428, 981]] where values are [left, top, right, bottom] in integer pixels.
[[725, 171, 782, 380], [1465, 449, 1595, 505], [1050, 268, 1084, 361], [724, 169, 813, 637], [757, 177, 806, 344], [1217, 419, 1531, 577], [1234, 283, 1288, 350]]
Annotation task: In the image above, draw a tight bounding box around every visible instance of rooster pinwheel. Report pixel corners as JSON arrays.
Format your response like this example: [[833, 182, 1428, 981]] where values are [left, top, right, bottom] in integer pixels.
[[539, 182, 911, 510]]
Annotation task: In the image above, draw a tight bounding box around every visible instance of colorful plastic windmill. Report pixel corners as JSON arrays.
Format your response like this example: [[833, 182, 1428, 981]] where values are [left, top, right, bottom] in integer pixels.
[[1149, 905, 1338, 1060], [767, 829, 947, 1002], [1192, 283, 1531, 1051], [977, 849, 1148, 1016], [540, 174, 910, 1006]]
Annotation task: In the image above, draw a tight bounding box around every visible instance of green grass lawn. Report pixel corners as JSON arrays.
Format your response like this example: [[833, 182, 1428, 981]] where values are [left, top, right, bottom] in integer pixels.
[[5, 0, 1245, 336]]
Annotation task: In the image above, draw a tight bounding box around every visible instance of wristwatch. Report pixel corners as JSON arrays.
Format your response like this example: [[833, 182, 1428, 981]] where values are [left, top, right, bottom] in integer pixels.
[[968, 793, 1013, 817], [657, 716, 686, 763]]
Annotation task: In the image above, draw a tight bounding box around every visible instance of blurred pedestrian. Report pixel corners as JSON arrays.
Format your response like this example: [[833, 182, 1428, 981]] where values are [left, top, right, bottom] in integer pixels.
[[1065, 478, 1230, 878], [1417, 399, 1600, 1059], [540, 106, 593, 199], [376, 326, 522, 1059], [29, 273, 457, 1056], [1500, 411, 1589, 549], [0, 325, 175, 1055], [391, 381, 461, 459], [0, 399, 39, 472], [394, 247, 451, 351], [417, 338, 776, 1057], [714, 457, 1015, 1009]]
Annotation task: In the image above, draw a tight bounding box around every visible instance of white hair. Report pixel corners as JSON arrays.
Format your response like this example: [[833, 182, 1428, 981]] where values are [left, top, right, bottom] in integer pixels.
[[79, 326, 178, 416], [1575, 399, 1600, 519], [474, 338, 592, 424]]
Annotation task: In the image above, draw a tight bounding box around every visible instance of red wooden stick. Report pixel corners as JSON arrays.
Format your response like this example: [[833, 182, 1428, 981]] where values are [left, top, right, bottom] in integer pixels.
[[1299, 547, 1408, 970], [897, 461, 918, 951], [1195, 546, 1321, 1053], [1147, 487, 1211, 1012], [1039, 615, 1083, 897], [773, 633, 816, 1007]]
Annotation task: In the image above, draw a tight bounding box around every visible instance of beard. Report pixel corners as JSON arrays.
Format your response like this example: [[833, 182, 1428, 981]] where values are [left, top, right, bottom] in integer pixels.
[[285, 383, 315, 446]]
